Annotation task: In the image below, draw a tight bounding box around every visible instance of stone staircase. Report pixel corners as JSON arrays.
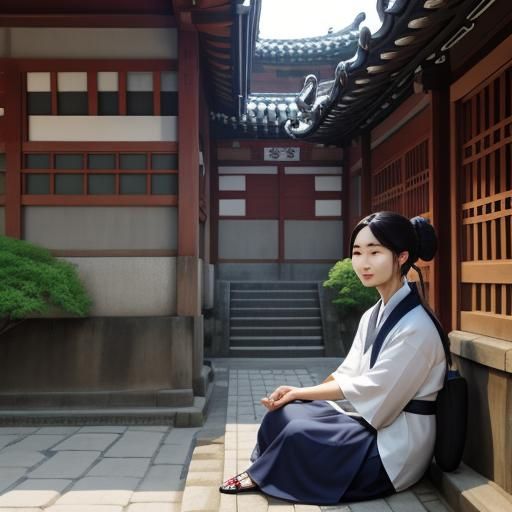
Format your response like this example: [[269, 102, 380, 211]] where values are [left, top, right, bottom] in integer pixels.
[[229, 281, 325, 357]]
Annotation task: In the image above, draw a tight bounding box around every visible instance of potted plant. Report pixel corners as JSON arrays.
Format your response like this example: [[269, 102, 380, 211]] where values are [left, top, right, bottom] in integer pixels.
[[323, 258, 378, 352], [0, 235, 91, 337]]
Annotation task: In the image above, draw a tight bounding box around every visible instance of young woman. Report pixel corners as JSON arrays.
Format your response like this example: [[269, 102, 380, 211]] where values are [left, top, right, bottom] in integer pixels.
[[219, 211, 447, 505]]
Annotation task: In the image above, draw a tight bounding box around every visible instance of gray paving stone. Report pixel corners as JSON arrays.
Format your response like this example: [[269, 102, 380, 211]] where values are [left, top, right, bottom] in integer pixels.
[[130, 465, 185, 502], [52, 433, 119, 452], [87, 458, 151, 478], [164, 428, 200, 445], [154, 443, 192, 465], [0, 450, 46, 467], [0, 427, 38, 435], [78, 426, 127, 434], [0, 467, 26, 493], [422, 501, 452, 512], [8, 435, 66, 452], [347, 500, 393, 512], [128, 426, 170, 432], [54, 477, 139, 506], [29, 451, 101, 479], [0, 435, 23, 450], [104, 431, 164, 458], [36, 427, 80, 435], [0, 479, 71, 507], [385, 492, 427, 512]]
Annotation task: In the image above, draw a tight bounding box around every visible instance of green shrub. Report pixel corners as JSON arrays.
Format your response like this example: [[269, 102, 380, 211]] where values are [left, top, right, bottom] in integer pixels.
[[323, 258, 378, 316], [0, 235, 91, 336]]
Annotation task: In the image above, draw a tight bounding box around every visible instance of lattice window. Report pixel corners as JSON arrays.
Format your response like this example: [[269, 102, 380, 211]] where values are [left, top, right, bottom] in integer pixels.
[[372, 137, 433, 303], [459, 63, 512, 341]]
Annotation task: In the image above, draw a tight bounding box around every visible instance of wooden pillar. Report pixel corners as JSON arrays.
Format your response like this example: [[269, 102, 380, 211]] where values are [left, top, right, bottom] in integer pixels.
[[4, 61, 22, 239], [342, 145, 351, 258], [177, 26, 200, 317], [429, 88, 453, 331], [360, 132, 372, 217]]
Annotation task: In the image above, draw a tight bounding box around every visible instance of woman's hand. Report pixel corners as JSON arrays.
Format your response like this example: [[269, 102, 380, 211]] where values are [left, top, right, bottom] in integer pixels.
[[260, 385, 300, 411]]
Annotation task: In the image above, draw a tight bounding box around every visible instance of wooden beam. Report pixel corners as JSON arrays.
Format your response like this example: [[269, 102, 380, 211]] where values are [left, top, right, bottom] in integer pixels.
[[4, 61, 22, 238]]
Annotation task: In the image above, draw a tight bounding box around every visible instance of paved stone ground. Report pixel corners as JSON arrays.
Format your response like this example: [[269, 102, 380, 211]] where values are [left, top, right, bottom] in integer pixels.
[[0, 423, 195, 511], [0, 358, 455, 512]]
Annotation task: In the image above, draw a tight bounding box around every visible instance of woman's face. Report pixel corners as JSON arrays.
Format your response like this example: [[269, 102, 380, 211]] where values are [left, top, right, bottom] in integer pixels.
[[351, 226, 402, 288]]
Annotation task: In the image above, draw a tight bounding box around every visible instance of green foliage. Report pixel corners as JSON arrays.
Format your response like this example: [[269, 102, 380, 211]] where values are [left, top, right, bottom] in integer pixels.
[[323, 258, 378, 315], [0, 235, 91, 322]]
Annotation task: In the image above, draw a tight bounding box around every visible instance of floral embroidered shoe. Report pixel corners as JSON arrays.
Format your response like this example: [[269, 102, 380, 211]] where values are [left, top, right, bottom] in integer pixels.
[[219, 472, 259, 494]]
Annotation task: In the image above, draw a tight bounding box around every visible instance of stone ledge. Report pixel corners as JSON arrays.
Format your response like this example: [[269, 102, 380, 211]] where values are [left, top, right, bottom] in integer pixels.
[[430, 462, 512, 512], [0, 384, 214, 427], [449, 330, 512, 373]]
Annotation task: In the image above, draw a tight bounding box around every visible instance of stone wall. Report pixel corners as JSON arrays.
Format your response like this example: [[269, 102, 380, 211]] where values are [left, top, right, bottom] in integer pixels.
[[0, 316, 201, 408]]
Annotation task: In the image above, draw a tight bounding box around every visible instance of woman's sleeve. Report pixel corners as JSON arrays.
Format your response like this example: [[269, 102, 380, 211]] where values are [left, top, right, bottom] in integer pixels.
[[333, 320, 440, 430]]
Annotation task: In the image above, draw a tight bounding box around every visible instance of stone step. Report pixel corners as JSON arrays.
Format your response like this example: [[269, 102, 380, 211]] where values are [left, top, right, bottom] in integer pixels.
[[230, 316, 322, 327], [229, 346, 325, 357], [230, 281, 318, 291], [230, 326, 323, 337], [230, 336, 323, 348], [231, 290, 318, 300], [231, 307, 321, 317], [230, 298, 320, 308]]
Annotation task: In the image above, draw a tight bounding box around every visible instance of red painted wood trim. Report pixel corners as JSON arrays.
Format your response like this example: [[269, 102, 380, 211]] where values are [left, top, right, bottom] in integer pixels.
[[50, 71, 58, 115], [6, 59, 177, 72], [0, 194, 5, 205], [153, 71, 161, 116], [0, 15, 177, 28], [4, 61, 22, 238], [21, 195, 177, 206], [88, 72, 98, 116], [23, 141, 178, 152], [178, 29, 199, 258], [118, 71, 127, 116]]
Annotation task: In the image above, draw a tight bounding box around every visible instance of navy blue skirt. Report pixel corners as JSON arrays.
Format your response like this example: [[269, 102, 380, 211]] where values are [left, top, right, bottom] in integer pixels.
[[246, 400, 395, 505]]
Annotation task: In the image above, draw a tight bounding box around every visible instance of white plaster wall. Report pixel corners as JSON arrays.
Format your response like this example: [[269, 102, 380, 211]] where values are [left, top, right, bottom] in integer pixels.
[[315, 176, 342, 191], [219, 199, 245, 216], [5, 28, 177, 59], [315, 200, 342, 216], [29, 116, 178, 142], [218, 166, 277, 175], [219, 175, 246, 191], [63, 256, 177, 316], [219, 220, 278, 259], [285, 166, 342, 175], [285, 220, 343, 259], [23, 206, 178, 251]]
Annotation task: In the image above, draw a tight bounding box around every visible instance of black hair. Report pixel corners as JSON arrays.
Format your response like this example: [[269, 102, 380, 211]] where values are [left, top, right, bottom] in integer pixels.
[[350, 211, 438, 296]]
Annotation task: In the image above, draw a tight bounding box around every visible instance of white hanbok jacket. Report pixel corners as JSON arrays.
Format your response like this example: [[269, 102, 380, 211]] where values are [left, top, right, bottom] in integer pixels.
[[327, 280, 446, 491]]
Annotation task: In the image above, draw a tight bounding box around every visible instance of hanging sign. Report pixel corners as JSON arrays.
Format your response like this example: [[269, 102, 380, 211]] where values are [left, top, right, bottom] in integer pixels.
[[264, 147, 300, 161]]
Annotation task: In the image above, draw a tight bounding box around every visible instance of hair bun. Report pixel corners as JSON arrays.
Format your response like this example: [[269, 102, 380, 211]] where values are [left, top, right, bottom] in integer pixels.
[[410, 216, 437, 261]]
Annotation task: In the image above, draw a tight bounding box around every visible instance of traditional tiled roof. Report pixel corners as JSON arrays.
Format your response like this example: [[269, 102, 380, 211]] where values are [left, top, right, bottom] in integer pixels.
[[284, 0, 497, 144], [254, 13, 363, 64]]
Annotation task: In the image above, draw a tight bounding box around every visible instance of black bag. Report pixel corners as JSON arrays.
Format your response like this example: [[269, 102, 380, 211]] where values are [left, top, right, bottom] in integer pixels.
[[434, 369, 468, 471], [369, 282, 468, 471]]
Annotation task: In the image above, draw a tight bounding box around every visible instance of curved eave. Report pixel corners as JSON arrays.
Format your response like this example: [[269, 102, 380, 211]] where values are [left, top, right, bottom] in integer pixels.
[[284, 0, 494, 145]]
